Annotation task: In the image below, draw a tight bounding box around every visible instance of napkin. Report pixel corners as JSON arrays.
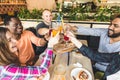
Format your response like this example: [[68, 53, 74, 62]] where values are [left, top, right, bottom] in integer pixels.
[[73, 62, 82, 67]]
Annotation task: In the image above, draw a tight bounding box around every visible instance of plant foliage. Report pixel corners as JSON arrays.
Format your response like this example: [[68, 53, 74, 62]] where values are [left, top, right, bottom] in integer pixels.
[[18, 3, 120, 22]]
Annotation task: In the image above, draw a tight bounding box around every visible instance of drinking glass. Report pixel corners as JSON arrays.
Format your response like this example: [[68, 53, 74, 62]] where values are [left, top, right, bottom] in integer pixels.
[[49, 23, 63, 37], [63, 34, 69, 46], [53, 64, 66, 80]]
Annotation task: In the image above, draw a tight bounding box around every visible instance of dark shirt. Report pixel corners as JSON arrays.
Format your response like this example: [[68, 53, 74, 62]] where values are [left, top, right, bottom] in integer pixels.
[[36, 21, 49, 55], [36, 21, 49, 37], [79, 45, 120, 80]]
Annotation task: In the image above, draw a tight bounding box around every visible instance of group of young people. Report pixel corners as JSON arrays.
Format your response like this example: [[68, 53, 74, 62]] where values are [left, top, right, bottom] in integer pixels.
[[0, 9, 120, 80]]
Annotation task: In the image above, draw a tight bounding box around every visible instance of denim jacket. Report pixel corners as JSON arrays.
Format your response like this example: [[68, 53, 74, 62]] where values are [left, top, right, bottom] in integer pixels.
[[78, 45, 120, 80]]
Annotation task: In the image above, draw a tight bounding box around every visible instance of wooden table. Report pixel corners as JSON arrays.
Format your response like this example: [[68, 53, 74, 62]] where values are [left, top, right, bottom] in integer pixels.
[[48, 50, 94, 80]]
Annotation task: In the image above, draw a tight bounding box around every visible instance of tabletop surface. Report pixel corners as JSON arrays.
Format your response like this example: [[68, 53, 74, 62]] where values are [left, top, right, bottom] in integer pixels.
[[48, 50, 94, 80]]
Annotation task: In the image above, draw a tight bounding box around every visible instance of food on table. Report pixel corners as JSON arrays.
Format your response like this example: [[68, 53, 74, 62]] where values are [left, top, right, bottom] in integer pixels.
[[77, 70, 89, 80]]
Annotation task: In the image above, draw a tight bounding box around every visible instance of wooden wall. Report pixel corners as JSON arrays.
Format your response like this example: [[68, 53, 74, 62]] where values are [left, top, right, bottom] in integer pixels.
[[26, 0, 63, 10]]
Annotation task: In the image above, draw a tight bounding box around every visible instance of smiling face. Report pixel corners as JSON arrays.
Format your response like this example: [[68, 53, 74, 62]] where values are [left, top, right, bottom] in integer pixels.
[[6, 17, 23, 37], [42, 10, 53, 25], [6, 31, 18, 53], [108, 18, 120, 38], [0, 27, 19, 65]]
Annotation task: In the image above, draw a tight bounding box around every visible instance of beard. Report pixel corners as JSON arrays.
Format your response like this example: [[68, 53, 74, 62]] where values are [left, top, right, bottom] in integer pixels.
[[108, 29, 120, 38]]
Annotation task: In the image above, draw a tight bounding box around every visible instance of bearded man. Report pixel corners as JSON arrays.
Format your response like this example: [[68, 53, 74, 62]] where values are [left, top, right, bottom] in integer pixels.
[[66, 14, 120, 72]]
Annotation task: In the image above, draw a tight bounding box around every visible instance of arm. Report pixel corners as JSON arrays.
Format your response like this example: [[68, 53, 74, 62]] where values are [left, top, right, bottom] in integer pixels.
[[77, 26, 106, 36], [26, 31, 47, 46], [66, 31, 117, 63], [65, 24, 107, 36], [37, 28, 50, 42], [36, 22, 49, 37], [37, 28, 49, 36], [78, 44, 118, 62], [3, 48, 52, 77], [2, 31, 60, 77]]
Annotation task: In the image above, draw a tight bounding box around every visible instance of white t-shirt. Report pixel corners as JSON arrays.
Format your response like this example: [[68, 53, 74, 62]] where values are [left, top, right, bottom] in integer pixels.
[[107, 70, 120, 80]]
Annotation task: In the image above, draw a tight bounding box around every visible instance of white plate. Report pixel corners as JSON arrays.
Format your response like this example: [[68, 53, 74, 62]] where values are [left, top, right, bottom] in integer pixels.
[[71, 68, 92, 80], [43, 71, 50, 80], [28, 71, 50, 80]]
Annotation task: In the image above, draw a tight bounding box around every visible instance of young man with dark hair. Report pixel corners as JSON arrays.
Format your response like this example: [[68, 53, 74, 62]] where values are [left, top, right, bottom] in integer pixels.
[[4, 15, 48, 66]]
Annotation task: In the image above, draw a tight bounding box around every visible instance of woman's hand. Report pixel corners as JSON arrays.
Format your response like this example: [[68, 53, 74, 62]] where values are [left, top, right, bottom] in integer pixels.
[[66, 31, 82, 48], [48, 31, 60, 48]]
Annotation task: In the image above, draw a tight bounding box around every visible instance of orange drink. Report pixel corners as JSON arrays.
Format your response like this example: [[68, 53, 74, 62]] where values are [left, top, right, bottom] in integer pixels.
[[52, 29, 59, 37], [50, 24, 63, 37], [58, 25, 63, 32]]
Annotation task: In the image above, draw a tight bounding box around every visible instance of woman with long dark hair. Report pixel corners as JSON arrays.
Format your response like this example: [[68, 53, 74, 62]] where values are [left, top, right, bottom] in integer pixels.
[[0, 27, 59, 80]]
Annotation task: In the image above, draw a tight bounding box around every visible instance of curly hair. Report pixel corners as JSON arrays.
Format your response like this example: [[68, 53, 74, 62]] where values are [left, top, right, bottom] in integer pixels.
[[3, 15, 20, 26]]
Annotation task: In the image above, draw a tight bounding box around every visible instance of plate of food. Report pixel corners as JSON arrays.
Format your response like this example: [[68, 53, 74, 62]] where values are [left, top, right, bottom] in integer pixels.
[[28, 71, 50, 80], [43, 71, 50, 80], [71, 68, 92, 80]]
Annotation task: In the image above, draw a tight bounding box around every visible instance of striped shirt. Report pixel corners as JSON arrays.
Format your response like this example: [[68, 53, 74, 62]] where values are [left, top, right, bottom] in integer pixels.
[[0, 48, 53, 80]]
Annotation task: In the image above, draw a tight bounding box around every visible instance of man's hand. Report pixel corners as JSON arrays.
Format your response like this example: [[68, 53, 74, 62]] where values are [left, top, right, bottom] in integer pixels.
[[38, 28, 49, 35], [64, 24, 78, 33]]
